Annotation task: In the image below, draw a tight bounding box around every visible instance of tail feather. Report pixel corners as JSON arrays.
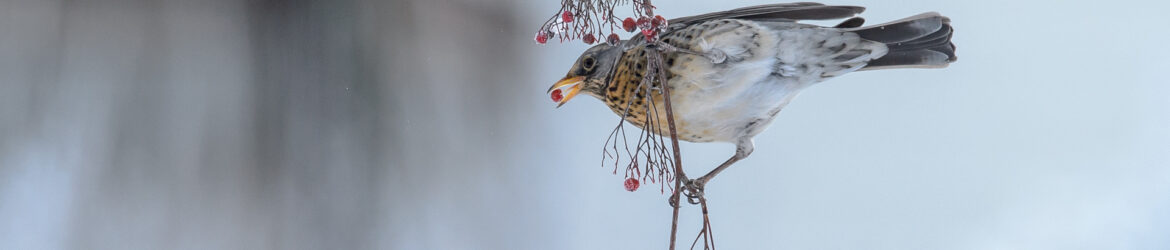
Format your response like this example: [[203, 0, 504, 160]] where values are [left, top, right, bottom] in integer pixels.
[[847, 12, 956, 70], [862, 49, 951, 69]]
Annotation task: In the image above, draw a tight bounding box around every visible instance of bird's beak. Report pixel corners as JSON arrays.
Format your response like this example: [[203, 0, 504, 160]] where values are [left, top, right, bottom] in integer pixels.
[[548, 76, 584, 108]]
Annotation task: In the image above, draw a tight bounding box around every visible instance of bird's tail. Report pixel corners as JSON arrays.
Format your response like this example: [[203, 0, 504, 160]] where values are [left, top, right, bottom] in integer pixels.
[[846, 12, 957, 70]]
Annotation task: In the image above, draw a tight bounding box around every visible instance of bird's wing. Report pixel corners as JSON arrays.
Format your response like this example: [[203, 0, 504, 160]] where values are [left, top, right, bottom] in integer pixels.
[[659, 19, 782, 90], [667, 3, 864, 27], [762, 22, 889, 83], [652, 4, 872, 90], [659, 19, 888, 91]]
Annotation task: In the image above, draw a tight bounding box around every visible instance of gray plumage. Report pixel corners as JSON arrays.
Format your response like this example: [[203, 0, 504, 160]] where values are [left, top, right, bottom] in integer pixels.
[[849, 13, 957, 69], [668, 2, 865, 25], [663, 3, 957, 70]]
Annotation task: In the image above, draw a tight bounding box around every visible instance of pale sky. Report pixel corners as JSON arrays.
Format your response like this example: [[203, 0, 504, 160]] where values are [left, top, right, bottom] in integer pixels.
[[1, 0, 1167, 249]]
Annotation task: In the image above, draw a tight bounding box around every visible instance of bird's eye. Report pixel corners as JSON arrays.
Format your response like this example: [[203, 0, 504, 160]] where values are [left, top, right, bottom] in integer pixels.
[[582, 57, 596, 71]]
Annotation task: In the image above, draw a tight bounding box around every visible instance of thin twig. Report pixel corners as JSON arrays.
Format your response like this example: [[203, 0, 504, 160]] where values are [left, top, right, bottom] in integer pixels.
[[700, 197, 715, 250], [639, 0, 691, 246], [651, 36, 691, 250]]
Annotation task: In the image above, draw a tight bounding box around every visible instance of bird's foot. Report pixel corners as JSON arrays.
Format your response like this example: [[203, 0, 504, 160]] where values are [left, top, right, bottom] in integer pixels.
[[682, 178, 707, 205], [667, 178, 707, 207]]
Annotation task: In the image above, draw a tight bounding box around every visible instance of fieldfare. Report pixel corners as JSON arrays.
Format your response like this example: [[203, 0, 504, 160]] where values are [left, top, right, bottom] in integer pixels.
[[548, 2, 956, 197]]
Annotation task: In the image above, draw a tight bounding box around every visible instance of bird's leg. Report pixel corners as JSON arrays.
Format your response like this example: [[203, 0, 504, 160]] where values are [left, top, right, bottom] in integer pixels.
[[683, 140, 754, 204]]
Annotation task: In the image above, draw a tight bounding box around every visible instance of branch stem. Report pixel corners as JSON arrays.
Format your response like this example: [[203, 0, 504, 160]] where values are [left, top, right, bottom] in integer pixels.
[[654, 43, 687, 250]]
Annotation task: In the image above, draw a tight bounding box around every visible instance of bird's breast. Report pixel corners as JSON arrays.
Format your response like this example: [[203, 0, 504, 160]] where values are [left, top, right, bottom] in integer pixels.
[[602, 19, 811, 143]]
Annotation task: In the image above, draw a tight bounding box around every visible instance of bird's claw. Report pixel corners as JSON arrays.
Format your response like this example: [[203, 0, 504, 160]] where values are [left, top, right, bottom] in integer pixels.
[[682, 179, 705, 205], [667, 178, 706, 207]]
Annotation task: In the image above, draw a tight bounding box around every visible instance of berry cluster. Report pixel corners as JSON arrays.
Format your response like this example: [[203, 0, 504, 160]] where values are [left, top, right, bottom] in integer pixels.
[[538, 0, 676, 194], [534, 0, 665, 46]]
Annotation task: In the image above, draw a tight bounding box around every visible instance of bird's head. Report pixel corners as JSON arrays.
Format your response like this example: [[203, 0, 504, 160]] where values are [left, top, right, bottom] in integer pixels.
[[548, 44, 624, 107]]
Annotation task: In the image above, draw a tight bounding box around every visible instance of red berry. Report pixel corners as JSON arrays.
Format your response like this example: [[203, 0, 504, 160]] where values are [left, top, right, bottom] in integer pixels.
[[551, 89, 564, 103], [534, 31, 549, 44], [642, 28, 657, 41], [654, 15, 668, 29], [562, 11, 574, 23], [622, 17, 637, 32], [624, 178, 640, 192], [607, 33, 621, 45], [582, 34, 596, 44], [637, 16, 652, 30]]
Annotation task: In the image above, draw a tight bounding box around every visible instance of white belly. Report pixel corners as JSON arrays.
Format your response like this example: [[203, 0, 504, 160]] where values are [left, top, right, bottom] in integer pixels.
[[670, 76, 806, 143]]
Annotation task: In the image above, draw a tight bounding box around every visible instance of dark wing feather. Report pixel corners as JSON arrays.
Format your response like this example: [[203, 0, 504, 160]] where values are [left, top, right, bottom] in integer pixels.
[[668, 2, 865, 26]]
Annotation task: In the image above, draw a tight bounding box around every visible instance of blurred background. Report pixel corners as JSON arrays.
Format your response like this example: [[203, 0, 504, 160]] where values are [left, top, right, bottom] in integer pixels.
[[1, 0, 1167, 249]]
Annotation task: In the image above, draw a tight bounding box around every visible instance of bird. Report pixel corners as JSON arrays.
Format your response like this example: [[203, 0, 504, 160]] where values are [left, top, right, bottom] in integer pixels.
[[547, 2, 956, 198]]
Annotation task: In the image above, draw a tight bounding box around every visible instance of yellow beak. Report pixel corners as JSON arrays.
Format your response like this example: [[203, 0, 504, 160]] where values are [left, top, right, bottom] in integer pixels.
[[548, 76, 584, 108]]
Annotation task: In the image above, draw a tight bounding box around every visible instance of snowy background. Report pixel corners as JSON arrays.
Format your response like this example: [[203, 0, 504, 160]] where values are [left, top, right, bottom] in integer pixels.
[[2, 0, 1168, 249]]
